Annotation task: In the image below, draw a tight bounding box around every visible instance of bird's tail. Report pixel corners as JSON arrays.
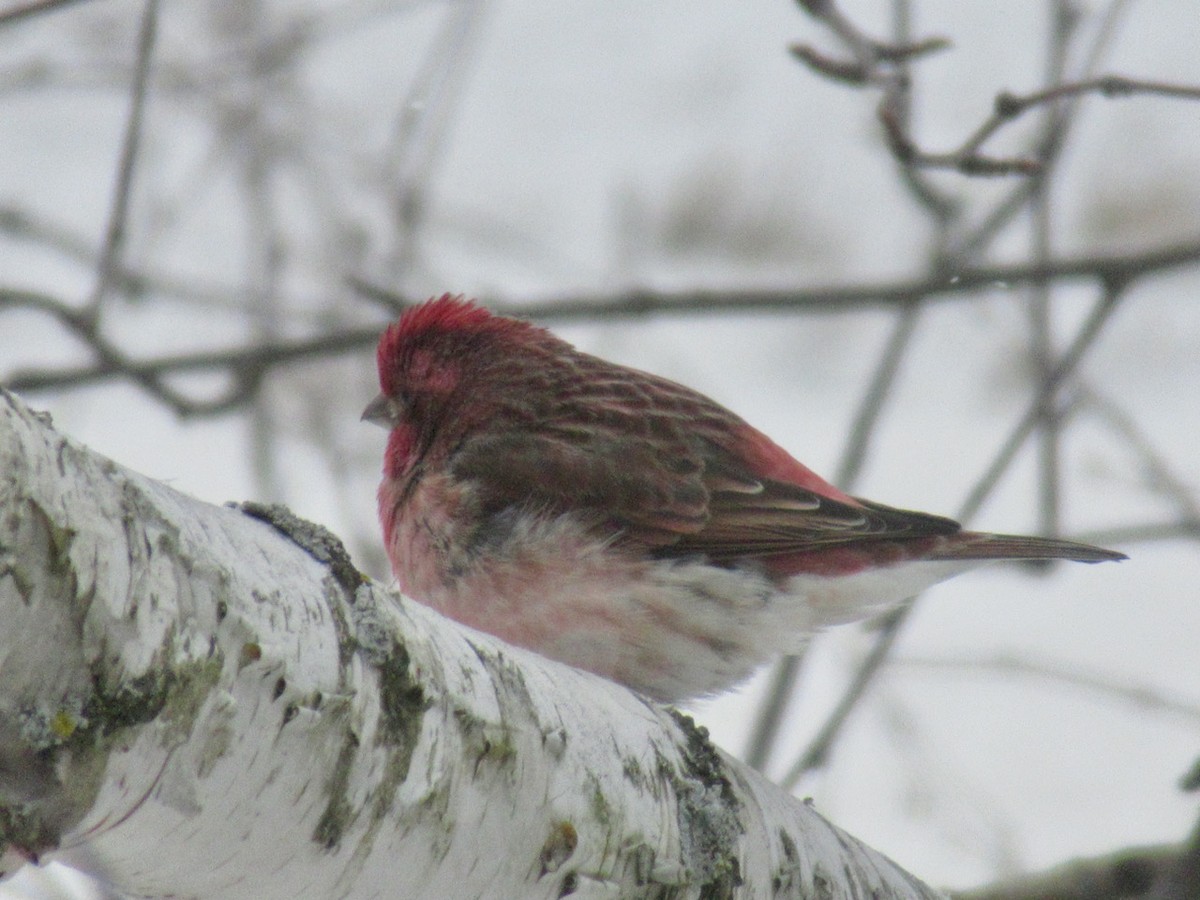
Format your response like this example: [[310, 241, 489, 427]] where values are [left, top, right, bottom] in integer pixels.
[[931, 532, 1126, 564]]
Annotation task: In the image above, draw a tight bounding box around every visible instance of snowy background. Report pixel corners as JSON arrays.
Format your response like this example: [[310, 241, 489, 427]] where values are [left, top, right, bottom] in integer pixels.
[[2, 0, 1198, 894]]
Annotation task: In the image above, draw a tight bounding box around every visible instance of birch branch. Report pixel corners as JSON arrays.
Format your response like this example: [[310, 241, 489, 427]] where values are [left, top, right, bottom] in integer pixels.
[[0, 389, 944, 899]]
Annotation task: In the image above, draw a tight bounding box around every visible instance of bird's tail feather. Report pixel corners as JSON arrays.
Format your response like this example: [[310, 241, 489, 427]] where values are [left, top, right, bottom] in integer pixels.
[[932, 532, 1126, 564]]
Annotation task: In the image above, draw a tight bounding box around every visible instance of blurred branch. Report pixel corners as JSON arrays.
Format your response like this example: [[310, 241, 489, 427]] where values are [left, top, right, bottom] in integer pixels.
[[84, 0, 157, 321], [1026, 1, 1076, 547], [778, 612, 902, 791], [943, 0, 1133, 264], [0, 0, 94, 27], [790, 0, 950, 85], [743, 295, 926, 771], [384, 0, 488, 282], [901, 74, 1200, 177], [892, 653, 1200, 723], [1074, 382, 1200, 549], [745, 0, 945, 772], [354, 234, 1200, 316], [998, 75, 1200, 116], [955, 817, 1200, 900], [836, 300, 922, 488], [880, 0, 959, 227], [952, 845, 1176, 900], [0, 204, 247, 307], [6, 237, 1199, 405], [10, 0, 215, 419], [956, 279, 1126, 520], [1078, 520, 1200, 547], [1082, 387, 1200, 524], [793, 0, 1200, 178]]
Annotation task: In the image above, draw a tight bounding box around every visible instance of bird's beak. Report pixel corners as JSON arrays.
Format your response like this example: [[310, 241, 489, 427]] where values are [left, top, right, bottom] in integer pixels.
[[361, 393, 402, 429]]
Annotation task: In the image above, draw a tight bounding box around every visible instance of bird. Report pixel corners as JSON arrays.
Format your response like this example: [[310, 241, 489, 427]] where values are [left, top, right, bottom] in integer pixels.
[[363, 293, 1125, 702]]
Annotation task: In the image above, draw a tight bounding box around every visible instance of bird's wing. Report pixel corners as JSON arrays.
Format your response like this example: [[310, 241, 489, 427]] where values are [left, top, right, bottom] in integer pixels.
[[447, 426, 715, 547], [447, 388, 960, 558], [674, 484, 961, 561]]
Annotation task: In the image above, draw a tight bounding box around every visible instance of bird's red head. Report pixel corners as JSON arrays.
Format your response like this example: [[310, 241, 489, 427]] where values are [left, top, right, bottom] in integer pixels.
[[375, 294, 570, 397], [371, 294, 572, 471], [376, 294, 494, 397]]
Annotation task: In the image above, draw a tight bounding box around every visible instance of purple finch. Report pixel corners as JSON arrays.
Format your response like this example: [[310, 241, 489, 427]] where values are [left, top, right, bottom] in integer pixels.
[[364, 294, 1124, 701]]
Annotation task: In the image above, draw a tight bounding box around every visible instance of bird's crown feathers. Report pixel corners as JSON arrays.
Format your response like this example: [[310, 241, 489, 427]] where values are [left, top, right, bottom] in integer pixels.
[[376, 294, 561, 397]]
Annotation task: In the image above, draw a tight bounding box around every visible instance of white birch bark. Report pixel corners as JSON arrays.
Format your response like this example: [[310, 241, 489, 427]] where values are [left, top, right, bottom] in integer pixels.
[[0, 389, 945, 899]]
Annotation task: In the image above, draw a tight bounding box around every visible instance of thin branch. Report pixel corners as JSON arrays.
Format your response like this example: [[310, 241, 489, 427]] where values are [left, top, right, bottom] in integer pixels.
[[29, 0, 205, 419], [0, 203, 255, 309], [746, 0, 958, 780], [945, 0, 1133, 263], [746, 1, 948, 770], [878, 106, 1041, 176], [883, 0, 961, 238], [742, 656, 802, 771], [998, 75, 1200, 117], [1026, 1, 1075, 545], [790, 0, 949, 86], [883, 68, 1200, 177], [384, 0, 489, 281], [1081, 387, 1200, 524], [835, 300, 922, 487], [7, 237, 1197, 405], [892, 653, 1200, 723], [957, 280, 1125, 521], [795, 0, 1200, 180], [85, 0, 159, 318], [779, 620, 902, 791], [1076, 520, 1200, 547], [0, 0, 94, 27]]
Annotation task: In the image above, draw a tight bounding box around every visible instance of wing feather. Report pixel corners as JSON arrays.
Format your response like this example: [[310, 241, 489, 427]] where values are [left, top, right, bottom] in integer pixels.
[[447, 354, 962, 558]]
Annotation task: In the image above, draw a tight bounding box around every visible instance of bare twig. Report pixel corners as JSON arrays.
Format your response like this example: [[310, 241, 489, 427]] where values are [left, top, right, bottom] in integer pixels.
[[24, 0, 215, 418], [892, 653, 1200, 723], [997, 75, 1200, 118], [1077, 521, 1200, 547], [779, 618, 901, 790], [743, 655, 803, 771], [351, 235, 1200, 317], [1082, 388, 1200, 524], [86, 0, 159, 318], [882, 0, 960, 224], [879, 106, 1042, 176], [1026, 1, 1076, 546], [384, 0, 489, 281], [794, 0, 1200, 180], [835, 301, 922, 488], [934, 74, 1200, 179], [0, 0, 94, 27], [945, 0, 1133, 263], [791, 0, 949, 83], [0, 204, 253, 308], [957, 280, 1126, 521]]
